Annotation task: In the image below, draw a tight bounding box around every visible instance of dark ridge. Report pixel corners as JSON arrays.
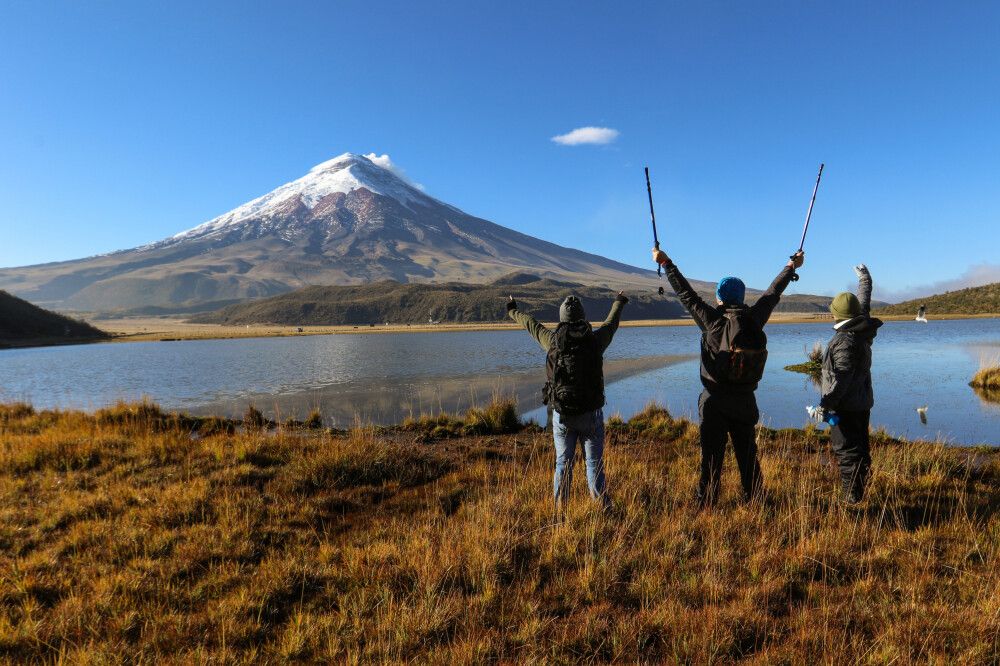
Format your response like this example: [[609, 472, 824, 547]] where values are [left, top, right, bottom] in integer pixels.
[[874, 282, 1000, 316], [190, 276, 689, 325], [0, 290, 109, 348]]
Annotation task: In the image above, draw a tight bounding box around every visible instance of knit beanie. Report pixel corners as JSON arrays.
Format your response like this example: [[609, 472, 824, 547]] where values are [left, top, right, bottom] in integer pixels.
[[830, 292, 861, 321], [559, 296, 586, 323], [716, 277, 745, 305]]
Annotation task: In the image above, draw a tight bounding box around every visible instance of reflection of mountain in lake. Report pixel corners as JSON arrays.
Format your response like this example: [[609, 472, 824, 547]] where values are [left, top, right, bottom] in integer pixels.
[[191, 354, 693, 427]]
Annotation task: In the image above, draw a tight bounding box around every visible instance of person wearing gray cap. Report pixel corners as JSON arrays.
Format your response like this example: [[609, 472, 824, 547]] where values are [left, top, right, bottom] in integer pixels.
[[507, 291, 628, 511]]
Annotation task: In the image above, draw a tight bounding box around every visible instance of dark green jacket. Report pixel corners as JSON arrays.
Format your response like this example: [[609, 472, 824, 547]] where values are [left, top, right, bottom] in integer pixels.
[[820, 267, 883, 411], [508, 300, 626, 352]]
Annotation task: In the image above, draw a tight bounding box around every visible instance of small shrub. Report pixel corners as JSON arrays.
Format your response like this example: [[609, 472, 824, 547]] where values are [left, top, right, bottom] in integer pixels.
[[0, 402, 35, 424], [95, 400, 166, 429], [464, 397, 520, 435], [785, 342, 823, 378], [623, 402, 691, 442], [304, 409, 323, 429], [969, 365, 1000, 390], [243, 404, 270, 430]]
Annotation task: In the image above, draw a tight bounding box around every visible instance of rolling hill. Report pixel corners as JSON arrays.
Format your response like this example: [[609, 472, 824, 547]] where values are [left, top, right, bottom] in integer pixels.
[[874, 282, 1000, 316], [0, 290, 109, 347], [191, 272, 837, 326]]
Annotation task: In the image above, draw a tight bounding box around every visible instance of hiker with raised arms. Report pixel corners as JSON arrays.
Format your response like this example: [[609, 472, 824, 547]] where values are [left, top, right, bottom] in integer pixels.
[[507, 291, 628, 511], [652, 248, 805, 508], [814, 264, 883, 503]]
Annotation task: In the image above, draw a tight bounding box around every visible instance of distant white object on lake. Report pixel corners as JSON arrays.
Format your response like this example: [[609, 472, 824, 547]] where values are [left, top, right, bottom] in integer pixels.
[[916, 405, 928, 425], [916, 304, 928, 323]]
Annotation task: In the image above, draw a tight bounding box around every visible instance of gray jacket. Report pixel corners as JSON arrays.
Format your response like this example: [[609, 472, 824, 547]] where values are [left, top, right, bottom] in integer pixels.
[[820, 267, 883, 412]]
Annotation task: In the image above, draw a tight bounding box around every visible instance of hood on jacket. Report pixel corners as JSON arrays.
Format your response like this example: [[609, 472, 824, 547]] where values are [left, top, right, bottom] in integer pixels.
[[834, 315, 883, 340]]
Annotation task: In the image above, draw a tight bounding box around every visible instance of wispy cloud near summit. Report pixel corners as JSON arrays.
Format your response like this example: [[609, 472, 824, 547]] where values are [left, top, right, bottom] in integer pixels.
[[551, 126, 619, 146], [363, 153, 424, 190]]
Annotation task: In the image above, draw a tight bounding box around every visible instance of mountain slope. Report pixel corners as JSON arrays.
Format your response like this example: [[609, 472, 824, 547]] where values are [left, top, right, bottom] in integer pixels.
[[0, 290, 108, 347], [0, 154, 677, 312], [874, 282, 1000, 316]]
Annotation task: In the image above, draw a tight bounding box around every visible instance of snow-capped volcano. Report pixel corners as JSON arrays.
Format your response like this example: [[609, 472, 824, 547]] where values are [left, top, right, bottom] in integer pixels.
[[0, 152, 669, 312], [166, 153, 430, 244]]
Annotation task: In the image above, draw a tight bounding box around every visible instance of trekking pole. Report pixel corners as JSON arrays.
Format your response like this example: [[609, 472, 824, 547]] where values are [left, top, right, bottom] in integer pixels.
[[645, 167, 661, 278], [790, 163, 824, 282]]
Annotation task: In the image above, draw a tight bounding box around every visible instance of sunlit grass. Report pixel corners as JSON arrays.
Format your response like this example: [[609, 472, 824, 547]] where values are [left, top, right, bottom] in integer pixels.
[[0, 398, 996, 662]]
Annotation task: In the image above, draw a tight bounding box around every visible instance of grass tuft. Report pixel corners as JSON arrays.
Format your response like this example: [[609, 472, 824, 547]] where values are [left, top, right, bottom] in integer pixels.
[[785, 341, 824, 378], [970, 365, 1000, 405], [402, 396, 522, 439]]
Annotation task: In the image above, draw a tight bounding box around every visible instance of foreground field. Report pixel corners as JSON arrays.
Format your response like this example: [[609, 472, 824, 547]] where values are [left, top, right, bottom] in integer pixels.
[[1, 401, 998, 663]]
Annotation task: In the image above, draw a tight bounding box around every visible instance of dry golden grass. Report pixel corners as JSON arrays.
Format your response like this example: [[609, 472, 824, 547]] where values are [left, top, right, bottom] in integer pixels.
[[971, 365, 1000, 390], [0, 400, 998, 662], [970, 365, 1000, 406]]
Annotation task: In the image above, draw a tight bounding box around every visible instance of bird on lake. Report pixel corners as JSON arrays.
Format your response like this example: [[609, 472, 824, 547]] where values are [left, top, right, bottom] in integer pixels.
[[916, 405, 928, 425], [915, 305, 928, 323]]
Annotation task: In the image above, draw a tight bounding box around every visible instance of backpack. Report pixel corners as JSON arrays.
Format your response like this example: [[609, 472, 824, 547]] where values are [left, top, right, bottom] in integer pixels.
[[714, 310, 768, 385], [543, 322, 605, 415]]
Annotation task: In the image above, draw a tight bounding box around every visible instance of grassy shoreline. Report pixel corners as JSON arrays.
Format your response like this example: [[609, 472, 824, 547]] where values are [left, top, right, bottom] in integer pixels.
[[1, 399, 997, 661]]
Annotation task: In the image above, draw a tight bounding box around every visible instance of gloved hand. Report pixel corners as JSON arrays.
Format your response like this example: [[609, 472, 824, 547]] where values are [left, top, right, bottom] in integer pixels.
[[616, 290, 629, 304], [652, 248, 670, 266], [807, 405, 839, 426], [854, 263, 869, 278], [788, 250, 805, 269], [506, 295, 517, 313]]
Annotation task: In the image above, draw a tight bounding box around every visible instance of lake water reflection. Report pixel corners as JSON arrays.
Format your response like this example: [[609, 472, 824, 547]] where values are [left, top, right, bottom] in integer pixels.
[[1, 318, 998, 445]]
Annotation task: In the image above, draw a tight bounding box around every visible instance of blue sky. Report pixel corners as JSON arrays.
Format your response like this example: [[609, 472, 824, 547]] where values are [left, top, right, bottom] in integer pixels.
[[1, 1, 998, 299]]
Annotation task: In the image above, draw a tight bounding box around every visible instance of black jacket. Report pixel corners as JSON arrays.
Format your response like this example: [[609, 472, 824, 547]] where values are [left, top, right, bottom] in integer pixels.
[[664, 260, 795, 394], [820, 267, 883, 412]]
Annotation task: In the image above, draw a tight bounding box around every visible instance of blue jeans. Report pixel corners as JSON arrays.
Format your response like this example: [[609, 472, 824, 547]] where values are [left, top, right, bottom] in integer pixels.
[[552, 408, 609, 508]]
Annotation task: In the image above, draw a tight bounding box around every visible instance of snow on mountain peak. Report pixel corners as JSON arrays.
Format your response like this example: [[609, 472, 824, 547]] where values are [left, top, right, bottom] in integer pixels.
[[167, 152, 426, 242]]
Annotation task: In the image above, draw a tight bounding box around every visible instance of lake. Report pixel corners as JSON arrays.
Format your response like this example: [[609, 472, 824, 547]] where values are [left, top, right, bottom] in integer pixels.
[[1, 318, 998, 445]]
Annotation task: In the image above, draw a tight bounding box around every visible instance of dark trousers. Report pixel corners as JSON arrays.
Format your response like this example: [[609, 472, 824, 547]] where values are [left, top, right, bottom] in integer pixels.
[[830, 410, 871, 502], [697, 390, 763, 506]]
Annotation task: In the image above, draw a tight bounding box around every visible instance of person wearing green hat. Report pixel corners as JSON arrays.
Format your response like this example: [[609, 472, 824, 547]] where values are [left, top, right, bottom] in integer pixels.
[[815, 264, 883, 503], [652, 247, 804, 508], [506, 292, 628, 511]]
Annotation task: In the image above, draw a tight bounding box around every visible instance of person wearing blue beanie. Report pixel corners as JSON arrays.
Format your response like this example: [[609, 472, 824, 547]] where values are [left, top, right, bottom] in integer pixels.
[[653, 246, 805, 508], [716, 277, 746, 305]]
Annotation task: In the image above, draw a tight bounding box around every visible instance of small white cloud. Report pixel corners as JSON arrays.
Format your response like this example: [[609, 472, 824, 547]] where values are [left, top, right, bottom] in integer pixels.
[[362, 153, 425, 190], [551, 126, 620, 146]]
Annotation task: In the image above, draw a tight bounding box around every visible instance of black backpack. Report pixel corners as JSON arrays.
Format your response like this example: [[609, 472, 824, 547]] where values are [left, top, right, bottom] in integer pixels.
[[714, 310, 768, 385], [544, 322, 605, 415]]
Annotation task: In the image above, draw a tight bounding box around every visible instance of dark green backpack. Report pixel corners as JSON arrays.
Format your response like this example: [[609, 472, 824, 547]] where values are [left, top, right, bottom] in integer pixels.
[[543, 322, 605, 415]]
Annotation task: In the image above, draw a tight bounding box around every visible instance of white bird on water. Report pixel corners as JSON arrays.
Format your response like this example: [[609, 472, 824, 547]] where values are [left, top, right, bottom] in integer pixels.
[[915, 304, 928, 323], [916, 405, 928, 425]]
